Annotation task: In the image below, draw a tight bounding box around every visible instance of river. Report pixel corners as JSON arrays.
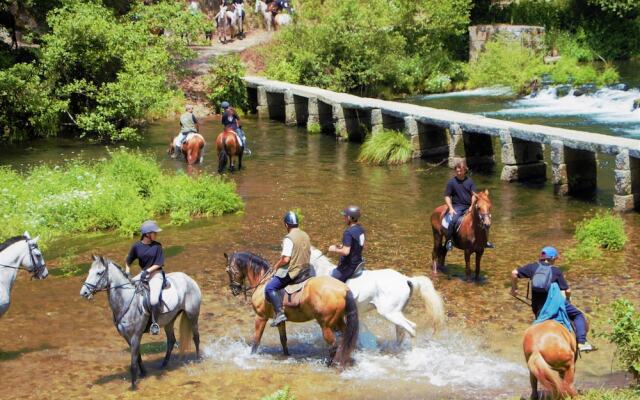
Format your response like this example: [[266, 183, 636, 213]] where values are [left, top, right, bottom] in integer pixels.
[[0, 116, 638, 399]]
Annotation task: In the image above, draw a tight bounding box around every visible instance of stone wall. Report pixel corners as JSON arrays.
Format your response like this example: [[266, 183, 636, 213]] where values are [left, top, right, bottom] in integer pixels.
[[468, 24, 545, 61]]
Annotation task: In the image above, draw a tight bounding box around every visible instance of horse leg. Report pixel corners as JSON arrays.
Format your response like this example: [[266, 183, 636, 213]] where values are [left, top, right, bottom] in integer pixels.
[[474, 250, 484, 282], [129, 335, 142, 390], [251, 317, 268, 354], [529, 370, 539, 400], [321, 325, 337, 367], [161, 319, 177, 369], [464, 249, 472, 282], [187, 311, 200, 359], [277, 322, 289, 356], [563, 363, 577, 398], [431, 229, 440, 274], [238, 151, 243, 170], [137, 352, 146, 377]]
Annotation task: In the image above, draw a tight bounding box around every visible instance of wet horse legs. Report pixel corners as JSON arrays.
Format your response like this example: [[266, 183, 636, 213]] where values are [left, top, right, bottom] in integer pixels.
[[321, 326, 337, 366], [161, 319, 176, 368], [251, 316, 268, 354], [278, 322, 289, 355], [529, 370, 538, 400]]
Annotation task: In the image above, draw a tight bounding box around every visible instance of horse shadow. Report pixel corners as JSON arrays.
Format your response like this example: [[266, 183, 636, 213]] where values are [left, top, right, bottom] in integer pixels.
[[440, 262, 489, 284], [0, 343, 56, 362]]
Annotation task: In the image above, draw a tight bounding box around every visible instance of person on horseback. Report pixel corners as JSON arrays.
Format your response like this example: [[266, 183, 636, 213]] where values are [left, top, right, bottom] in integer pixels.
[[511, 246, 594, 352], [264, 211, 311, 327], [125, 220, 166, 336], [221, 101, 250, 154], [328, 206, 365, 282], [443, 160, 494, 251], [179, 104, 200, 146]]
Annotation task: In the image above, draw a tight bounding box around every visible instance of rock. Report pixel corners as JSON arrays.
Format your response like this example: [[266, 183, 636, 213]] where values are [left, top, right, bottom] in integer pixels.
[[573, 83, 597, 97], [555, 84, 572, 97], [541, 73, 553, 87], [608, 83, 629, 91], [633, 98, 640, 111]]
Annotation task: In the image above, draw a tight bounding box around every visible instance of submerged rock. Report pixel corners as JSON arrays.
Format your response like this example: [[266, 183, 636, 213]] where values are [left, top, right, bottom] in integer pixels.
[[608, 83, 629, 91], [555, 84, 572, 97], [573, 83, 597, 97], [633, 98, 640, 111]]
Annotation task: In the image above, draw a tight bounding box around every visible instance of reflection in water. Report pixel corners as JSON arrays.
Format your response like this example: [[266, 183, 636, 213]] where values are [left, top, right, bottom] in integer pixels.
[[0, 116, 638, 399]]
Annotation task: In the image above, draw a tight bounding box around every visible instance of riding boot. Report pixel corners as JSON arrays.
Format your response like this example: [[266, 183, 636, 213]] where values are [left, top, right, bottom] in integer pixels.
[[266, 290, 287, 327], [150, 304, 161, 335]]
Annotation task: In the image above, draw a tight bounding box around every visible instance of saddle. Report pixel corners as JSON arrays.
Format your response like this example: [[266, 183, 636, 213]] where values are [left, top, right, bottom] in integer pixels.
[[350, 261, 366, 279], [280, 264, 315, 308], [140, 272, 171, 313], [440, 209, 468, 233]]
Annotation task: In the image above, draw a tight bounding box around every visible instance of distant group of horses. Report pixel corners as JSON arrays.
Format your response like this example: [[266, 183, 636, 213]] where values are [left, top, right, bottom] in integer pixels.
[[168, 126, 243, 174]]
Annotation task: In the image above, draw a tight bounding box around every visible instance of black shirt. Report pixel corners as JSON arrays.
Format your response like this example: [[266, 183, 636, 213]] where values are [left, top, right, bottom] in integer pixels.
[[339, 224, 365, 271], [125, 241, 165, 271], [444, 176, 477, 209], [517, 262, 569, 316]]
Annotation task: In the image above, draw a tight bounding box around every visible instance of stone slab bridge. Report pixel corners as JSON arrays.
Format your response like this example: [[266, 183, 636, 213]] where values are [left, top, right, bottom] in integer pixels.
[[244, 76, 640, 212]]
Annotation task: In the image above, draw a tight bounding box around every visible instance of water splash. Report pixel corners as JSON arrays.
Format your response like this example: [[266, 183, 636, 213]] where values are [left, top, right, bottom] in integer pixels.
[[419, 86, 514, 99]]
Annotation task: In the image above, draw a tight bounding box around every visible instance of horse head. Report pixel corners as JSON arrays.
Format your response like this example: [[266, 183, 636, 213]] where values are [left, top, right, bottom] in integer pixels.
[[473, 190, 492, 230], [224, 252, 270, 297], [19, 232, 48, 280], [224, 252, 246, 296], [80, 255, 115, 299]]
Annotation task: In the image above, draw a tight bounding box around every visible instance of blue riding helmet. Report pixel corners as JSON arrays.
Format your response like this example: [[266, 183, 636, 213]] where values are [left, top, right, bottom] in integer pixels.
[[283, 211, 299, 227], [221, 101, 230, 109], [340, 205, 361, 220], [141, 220, 162, 235], [540, 246, 558, 260]]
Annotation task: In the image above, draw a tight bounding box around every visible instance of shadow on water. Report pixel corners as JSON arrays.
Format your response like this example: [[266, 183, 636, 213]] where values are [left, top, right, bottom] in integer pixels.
[[442, 262, 489, 283], [0, 343, 55, 362]]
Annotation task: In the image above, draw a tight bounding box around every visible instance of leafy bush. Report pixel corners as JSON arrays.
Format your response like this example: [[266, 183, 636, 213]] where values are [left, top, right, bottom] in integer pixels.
[[598, 299, 640, 382], [578, 388, 640, 400], [261, 386, 296, 400], [565, 211, 627, 261], [205, 55, 248, 113], [358, 130, 413, 165], [0, 150, 243, 244]]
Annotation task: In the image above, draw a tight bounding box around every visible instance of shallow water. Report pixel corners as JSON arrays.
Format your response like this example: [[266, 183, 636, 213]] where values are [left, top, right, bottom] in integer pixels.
[[0, 116, 638, 399]]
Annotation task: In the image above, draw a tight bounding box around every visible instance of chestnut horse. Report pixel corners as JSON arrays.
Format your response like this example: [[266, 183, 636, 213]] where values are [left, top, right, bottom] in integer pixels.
[[168, 133, 205, 165], [523, 320, 578, 399], [430, 190, 492, 281], [216, 128, 243, 173], [224, 252, 359, 368]]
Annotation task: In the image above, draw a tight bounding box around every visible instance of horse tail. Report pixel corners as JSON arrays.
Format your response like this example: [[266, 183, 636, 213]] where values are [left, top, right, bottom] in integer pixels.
[[178, 311, 193, 356], [528, 350, 565, 398], [408, 276, 445, 334], [218, 134, 229, 173], [335, 290, 359, 368]]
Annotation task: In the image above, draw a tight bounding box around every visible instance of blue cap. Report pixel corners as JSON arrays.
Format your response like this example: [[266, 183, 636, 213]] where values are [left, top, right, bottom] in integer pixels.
[[540, 246, 558, 259], [283, 211, 299, 227], [221, 101, 230, 109], [140, 220, 162, 235]]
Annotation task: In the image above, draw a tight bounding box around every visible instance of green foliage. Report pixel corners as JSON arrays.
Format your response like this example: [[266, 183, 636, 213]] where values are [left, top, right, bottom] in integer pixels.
[[261, 386, 296, 400], [307, 122, 321, 134], [0, 150, 243, 244], [578, 388, 640, 400], [587, 0, 640, 17], [565, 211, 627, 261], [598, 299, 640, 382], [205, 55, 248, 113], [358, 130, 413, 165], [290, 208, 305, 229]]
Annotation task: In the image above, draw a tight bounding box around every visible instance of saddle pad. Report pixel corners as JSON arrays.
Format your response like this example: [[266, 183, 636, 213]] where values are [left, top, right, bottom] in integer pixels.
[[173, 133, 201, 147], [283, 280, 309, 308], [133, 273, 179, 314]]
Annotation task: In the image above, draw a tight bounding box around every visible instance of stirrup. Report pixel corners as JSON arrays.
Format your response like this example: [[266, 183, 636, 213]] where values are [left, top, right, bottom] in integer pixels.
[[445, 240, 453, 251]]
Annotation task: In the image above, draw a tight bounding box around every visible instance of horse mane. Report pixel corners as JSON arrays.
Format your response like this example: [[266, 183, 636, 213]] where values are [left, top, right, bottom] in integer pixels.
[[96, 256, 128, 277], [233, 252, 271, 275], [0, 236, 24, 252]]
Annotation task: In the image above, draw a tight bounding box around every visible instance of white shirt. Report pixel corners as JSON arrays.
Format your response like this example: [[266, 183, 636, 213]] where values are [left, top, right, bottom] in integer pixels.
[[281, 237, 293, 257]]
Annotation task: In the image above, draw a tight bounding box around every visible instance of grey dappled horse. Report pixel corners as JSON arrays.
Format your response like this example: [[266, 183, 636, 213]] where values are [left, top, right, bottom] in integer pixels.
[[0, 233, 48, 318], [80, 256, 201, 389]]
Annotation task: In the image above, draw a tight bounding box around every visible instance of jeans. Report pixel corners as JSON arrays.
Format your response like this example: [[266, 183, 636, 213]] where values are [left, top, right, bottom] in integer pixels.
[[236, 128, 247, 147], [446, 206, 468, 238], [565, 301, 588, 344], [331, 266, 355, 283], [148, 271, 163, 306], [265, 275, 292, 294]]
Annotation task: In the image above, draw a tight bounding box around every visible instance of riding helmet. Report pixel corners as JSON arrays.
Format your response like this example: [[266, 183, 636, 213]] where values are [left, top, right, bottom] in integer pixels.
[[540, 246, 558, 259], [140, 220, 162, 235], [221, 101, 230, 109], [340, 205, 361, 221], [283, 211, 299, 227]]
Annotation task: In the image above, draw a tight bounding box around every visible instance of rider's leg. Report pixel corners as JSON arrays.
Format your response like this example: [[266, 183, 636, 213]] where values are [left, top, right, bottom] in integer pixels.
[[446, 208, 464, 250], [265, 276, 290, 327], [149, 273, 163, 335], [566, 301, 592, 351]]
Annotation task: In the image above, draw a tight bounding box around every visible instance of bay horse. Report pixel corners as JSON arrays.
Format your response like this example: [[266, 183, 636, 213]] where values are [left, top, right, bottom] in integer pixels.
[[224, 252, 359, 368], [80, 256, 202, 389], [168, 133, 205, 165], [523, 320, 578, 399], [430, 190, 492, 281], [216, 127, 243, 173]]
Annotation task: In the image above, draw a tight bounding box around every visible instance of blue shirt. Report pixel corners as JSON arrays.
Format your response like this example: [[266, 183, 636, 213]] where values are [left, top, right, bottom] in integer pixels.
[[339, 224, 365, 270], [517, 262, 569, 316], [444, 176, 477, 210], [126, 241, 165, 271]]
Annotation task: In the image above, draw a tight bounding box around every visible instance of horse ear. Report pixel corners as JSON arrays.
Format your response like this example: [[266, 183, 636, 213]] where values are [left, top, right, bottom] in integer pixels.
[[92, 254, 98, 261], [224, 252, 228, 260], [23, 231, 31, 240], [484, 189, 489, 196]]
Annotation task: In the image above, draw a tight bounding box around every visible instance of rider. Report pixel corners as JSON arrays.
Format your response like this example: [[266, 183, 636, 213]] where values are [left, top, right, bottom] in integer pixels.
[[443, 159, 494, 251], [125, 220, 165, 335], [328, 205, 365, 282], [179, 104, 200, 146], [264, 211, 311, 327], [511, 246, 594, 352], [221, 101, 249, 153]]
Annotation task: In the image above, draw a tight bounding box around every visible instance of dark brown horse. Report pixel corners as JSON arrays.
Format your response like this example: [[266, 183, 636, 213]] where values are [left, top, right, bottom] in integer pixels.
[[216, 127, 243, 173], [430, 190, 492, 281], [225, 252, 359, 368], [523, 320, 578, 399], [168, 133, 205, 165]]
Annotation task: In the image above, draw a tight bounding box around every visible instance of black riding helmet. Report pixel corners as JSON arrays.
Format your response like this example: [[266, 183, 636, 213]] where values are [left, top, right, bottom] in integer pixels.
[[340, 205, 361, 221]]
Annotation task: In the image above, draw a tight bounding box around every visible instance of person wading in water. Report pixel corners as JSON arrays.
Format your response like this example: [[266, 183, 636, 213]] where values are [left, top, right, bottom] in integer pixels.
[[511, 246, 594, 352], [264, 211, 311, 327], [328, 205, 365, 282], [125, 221, 166, 335]]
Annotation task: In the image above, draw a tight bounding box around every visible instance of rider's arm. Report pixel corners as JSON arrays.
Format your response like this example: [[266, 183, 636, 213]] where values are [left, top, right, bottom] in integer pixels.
[[272, 255, 291, 270], [444, 196, 454, 214], [329, 229, 352, 256], [510, 268, 520, 294], [273, 238, 292, 269], [557, 271, 571, 300], [125, 245, 137, 275], [193, 114, 200, 132]]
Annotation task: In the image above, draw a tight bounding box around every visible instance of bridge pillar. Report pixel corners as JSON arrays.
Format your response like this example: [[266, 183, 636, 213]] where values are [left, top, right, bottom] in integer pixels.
[[551, 140, 568, 195], [552, 140, 597, 197], [448, 123, 465, 167], [333, 104, 348, 141], [307, 97, 319, 131], [256, 86, 268, 118], [613, 150, 640, 211], [371, 109, 383, 135], [284, 90, 297, 126], [404, 117, 421, 159], [500, 130, 546, 182]]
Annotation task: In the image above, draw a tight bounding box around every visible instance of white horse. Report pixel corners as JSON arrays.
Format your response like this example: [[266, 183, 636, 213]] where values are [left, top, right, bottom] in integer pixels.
[[255, 0, 273, 31], [311, 248, 445, 344], [80, 256, 201, 389], [233, 2, 245, 38], [216, 5, 229, 43], [0, 233, 48, 318], [274, 12, 292, 28]]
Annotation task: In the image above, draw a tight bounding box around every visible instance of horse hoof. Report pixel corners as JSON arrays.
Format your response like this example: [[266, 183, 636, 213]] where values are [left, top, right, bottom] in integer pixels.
[[130, 384, 137, 391]]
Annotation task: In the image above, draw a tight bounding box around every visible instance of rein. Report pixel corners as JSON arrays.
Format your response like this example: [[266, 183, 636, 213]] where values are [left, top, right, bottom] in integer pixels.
[[228, 257, 273, 300], [0, 239, 45, 279]]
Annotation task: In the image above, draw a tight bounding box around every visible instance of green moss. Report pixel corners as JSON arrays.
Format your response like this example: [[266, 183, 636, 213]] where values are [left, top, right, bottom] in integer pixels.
[[261, 386, 296, 400], [357, 130, 413, 165], [307, 122, 321, 134]]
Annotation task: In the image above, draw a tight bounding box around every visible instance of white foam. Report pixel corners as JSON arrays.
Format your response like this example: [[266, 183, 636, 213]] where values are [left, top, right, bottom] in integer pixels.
[[420, 86, 514, 99]]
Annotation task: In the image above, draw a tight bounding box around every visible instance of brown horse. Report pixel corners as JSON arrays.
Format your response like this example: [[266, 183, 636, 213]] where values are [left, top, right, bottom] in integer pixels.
[[523, 320, 578, 399], [168, 133, 205, 165], [430, 190, 492, 281], [224, 252, 359, 368], [216, 127, 243, 173]]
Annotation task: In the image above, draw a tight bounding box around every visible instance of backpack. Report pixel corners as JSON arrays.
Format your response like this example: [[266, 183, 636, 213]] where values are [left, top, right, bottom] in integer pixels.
[[531, 262, 553, 292]]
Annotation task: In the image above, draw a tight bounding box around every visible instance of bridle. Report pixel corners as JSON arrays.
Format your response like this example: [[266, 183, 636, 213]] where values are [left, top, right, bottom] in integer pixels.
[[0, 238, 46, 279], [474, 202, 492, 231], [226, 256, 272, 300]]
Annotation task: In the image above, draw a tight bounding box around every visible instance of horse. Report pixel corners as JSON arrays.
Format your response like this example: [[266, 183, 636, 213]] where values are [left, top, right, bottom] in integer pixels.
[[224, 251, 359, 368], [255, 0, 273, 31], [232, 2, 245, 38], [0, 233, 48, 318], [80, 256, 202, 389], [274, 13, 292, 28], [216, 5, 229, 43], [311, 248, 445, 344], [0, 10, 17, 50], [216, 127, 243, 173], [168, 133, 205, 165], [430, 190, 492, 281], [523, 320, 578, 399], [267, 1, 292, 29]]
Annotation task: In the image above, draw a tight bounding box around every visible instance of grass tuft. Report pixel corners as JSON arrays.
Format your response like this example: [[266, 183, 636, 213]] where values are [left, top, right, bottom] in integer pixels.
[[357, 130, 413, 165]]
